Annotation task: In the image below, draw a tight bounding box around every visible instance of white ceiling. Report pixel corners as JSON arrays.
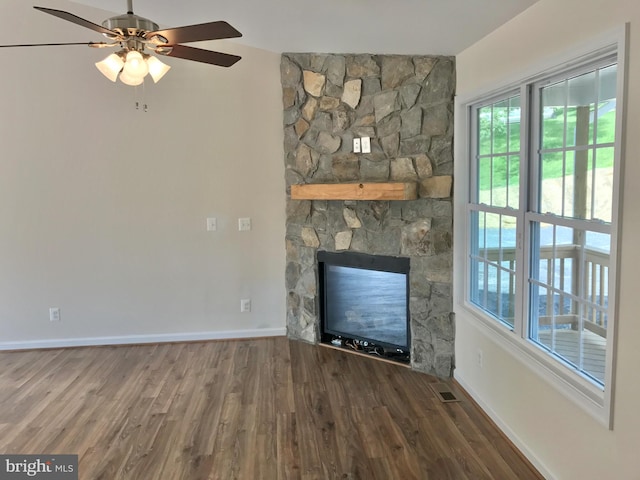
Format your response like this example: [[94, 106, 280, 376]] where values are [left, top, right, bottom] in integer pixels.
[[72, 0, 540, 55]]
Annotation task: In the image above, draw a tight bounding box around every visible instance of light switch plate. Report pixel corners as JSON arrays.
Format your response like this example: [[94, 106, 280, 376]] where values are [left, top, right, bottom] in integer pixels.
[[361, 136, 371, 153], [206, 217, 217, 231], [353, 138, 361, 153], [238, 217, 251, 231]]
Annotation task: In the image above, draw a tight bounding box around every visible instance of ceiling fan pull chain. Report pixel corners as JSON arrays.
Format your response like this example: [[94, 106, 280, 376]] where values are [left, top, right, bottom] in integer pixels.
[[141, 79, 148, 112], [135, 101, 148, 112], [133, 81, 148, 112]]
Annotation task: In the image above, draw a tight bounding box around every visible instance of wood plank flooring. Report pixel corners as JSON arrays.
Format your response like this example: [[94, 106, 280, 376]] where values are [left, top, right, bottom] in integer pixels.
[[0, 337, 543, 479]]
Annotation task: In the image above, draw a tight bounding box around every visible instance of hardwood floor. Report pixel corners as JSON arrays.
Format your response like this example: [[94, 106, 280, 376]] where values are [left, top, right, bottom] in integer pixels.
[[0, 337, 543, 479]]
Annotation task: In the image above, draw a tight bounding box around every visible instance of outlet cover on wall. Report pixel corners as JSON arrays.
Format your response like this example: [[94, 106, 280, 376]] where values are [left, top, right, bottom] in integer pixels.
[[240, 299, 251, 313], [49, 307, 60, 322]]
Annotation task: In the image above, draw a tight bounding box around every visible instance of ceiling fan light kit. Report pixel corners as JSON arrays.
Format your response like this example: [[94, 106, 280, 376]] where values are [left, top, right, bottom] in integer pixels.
[[145, 55, 171, 83], [118, 67, 144, 86], [2, 1, 242, 86], [94, 38, 172, 85], [94, 52, 124, 82]]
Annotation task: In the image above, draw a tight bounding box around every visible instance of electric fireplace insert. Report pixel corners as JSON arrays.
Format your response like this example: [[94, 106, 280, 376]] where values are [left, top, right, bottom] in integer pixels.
[[318, 250, 410, 363]]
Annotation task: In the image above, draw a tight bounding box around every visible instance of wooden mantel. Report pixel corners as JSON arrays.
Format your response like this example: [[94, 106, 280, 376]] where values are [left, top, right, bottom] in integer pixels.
[[291, 182, 418, 201]]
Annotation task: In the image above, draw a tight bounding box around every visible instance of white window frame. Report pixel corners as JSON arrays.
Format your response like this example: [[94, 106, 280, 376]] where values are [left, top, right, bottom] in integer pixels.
[[468, 90, 522, 330], [454, 26, 627, 428]]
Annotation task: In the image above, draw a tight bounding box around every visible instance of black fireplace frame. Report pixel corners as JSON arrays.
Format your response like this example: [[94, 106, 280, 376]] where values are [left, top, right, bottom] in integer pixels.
[[317, 250, 411, 361]]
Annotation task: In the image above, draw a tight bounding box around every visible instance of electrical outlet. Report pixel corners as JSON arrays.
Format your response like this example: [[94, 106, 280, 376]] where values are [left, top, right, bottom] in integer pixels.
[[353, 138, 361, 153], [477, 349, 484, 368], [361, 136, 371, 153], [238, 217, 251, 231], [49, 307, 60, 322], [206, 217, 217, 231], [240, 299, 251, 313]]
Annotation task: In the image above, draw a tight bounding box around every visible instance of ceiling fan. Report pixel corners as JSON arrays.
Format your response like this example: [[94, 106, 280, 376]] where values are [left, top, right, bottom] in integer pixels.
[[0, 0, 242, 86]]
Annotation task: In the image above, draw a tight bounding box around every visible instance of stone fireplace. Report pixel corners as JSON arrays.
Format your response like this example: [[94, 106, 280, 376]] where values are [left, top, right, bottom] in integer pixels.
[[282, 53, 455, 377]]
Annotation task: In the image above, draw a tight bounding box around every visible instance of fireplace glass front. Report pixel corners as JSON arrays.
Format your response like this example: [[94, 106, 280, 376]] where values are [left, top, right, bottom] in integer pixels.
[[318, 251, 410, 361]]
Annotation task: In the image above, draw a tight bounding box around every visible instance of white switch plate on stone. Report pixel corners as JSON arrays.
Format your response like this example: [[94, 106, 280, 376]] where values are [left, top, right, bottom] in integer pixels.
[[353, 138, 361, 153], [361, 136, 371, 153]]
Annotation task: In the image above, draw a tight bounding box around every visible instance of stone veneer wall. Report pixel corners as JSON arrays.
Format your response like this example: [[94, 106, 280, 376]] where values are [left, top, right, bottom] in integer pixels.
[[282, 53, 455, 377]]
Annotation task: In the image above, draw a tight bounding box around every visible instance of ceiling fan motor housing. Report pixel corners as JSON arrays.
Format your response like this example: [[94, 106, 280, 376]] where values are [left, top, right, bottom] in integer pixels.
[[102, 13, 160, 40]]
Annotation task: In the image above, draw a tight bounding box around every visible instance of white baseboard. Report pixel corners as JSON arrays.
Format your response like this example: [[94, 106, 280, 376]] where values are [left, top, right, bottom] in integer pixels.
[[454, 372, 554, 480], [0, 328, 287, 351]]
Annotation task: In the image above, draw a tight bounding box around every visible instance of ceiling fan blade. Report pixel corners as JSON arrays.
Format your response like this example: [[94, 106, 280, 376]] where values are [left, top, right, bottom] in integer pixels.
[[158, 44, 241, 67], [0, 42, 110, 48], [34, 6, 119, 37], [147, 21, 241, 45]]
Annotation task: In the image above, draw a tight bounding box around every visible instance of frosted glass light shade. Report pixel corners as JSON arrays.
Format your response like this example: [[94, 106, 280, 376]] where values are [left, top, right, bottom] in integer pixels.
[[95, 53, 124, 82], [119, 70, 144, 86], [146, 56, 171, 83], [123, 51, 149, 78]]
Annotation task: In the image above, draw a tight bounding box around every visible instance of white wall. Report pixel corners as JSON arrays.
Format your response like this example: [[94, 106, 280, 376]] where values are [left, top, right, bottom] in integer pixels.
[[0, 0, 286, 347], [454, 1, 640, 479]]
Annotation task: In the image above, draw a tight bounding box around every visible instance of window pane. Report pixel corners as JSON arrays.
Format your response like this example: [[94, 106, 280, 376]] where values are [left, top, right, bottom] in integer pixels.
[[585, 231, 610, 335], [507, 154, 520, 210], [509, 96, 521, 152], [485, 213, 501, 248], [475, 95, 521, 210], [539, 64, 617, 223], [596, 107, 616, 144], [541, 83, 566, 151], [568, 71, 597, 148], [478, 106, 492, 156], [470, 259, 485, 306], [478, 157, 492, 204], [586, 231, 610, 254], [491, 156, 507, 207], [597, 65, 617, 144], [501, 271, 517, 325], [566, 150, 581, 218], [474, 210, 487, 258], [469, 210, 517, 328], [572, 148, 591, 220], [591, 148, 614, 223], [478, 155, 521, 209], [539, 147, 615, 222], [539, 152, 565, 215], [529, 221, 610, 386], [492, 100, 509, 154]]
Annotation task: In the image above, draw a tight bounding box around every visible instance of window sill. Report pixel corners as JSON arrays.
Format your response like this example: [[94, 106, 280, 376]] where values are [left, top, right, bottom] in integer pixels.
[[456, 301, 612, 429]]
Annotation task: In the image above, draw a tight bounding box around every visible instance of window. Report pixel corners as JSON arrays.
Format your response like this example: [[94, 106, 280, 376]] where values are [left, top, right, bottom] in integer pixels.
[[465, 46, 623, 419], [470, 94, 521, 329]]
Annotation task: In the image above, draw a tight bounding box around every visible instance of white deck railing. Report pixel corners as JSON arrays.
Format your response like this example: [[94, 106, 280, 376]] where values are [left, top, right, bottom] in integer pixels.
[[483, 245, 609, 338]]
